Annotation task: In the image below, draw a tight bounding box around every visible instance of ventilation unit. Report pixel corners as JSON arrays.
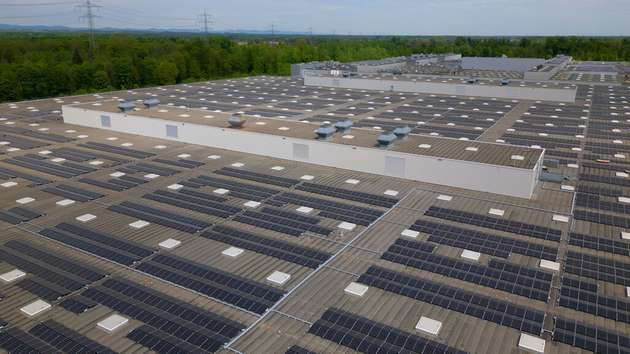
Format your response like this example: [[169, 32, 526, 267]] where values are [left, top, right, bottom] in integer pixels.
[[393, 125, 411, 138], [334, 120, 353, 132], [377, 131, 397, 148], [228, 114, 246, 128], [117, 102, 135, 113], [143, 98, 160, 108], [315, 123, 335, 139]]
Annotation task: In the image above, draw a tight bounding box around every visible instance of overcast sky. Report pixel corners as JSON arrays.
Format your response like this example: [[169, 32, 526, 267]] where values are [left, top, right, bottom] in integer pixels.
[[1, 0, 629, 35]]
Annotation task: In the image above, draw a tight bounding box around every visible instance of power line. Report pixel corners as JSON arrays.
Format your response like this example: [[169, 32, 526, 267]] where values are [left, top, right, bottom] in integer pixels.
[[77, 0, 100, 60], [197, 9, 212, 34]]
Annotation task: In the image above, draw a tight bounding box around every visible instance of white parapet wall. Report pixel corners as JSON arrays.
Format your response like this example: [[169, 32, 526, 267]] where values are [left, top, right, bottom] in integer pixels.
[[63, 105, 543, 199], [304, 75, 576, 103]]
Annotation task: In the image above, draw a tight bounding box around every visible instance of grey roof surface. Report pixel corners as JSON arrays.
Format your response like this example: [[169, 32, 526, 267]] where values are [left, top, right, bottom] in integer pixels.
[[0, 73, 629, 354]]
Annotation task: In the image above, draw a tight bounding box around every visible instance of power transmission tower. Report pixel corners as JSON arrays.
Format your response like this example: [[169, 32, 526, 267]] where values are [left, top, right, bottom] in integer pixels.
[[198, 10, 212, 34], [271, 23, 275, 36], [308, 27, 313, 36], [77, 0, 101, 60]]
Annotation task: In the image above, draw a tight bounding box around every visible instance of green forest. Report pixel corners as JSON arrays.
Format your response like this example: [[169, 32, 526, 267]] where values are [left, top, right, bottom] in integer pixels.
[[0, 33, 629, 102]]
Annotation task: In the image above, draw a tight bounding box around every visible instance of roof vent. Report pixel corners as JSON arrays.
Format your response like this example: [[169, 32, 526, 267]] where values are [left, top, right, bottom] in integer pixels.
[[377, 131, 397, 148], [316, 123, 336, 139], [393, 125, 411, 138], [143, 98, 160, 108], [334, 119, 353, 132], [228, 113, 246, 128], [117, 102, 135, 113]]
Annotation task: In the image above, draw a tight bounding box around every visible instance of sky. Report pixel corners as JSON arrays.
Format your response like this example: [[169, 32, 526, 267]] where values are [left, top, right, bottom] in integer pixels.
[[1, 0, 629, 35]]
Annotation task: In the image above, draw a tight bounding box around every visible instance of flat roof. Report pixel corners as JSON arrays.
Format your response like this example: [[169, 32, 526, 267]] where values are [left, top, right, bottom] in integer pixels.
[[71, 100, 544, 169], [0, 72, 629, 354]]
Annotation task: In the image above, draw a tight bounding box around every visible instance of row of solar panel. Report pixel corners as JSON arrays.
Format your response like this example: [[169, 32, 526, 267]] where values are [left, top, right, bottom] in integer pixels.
[[424, 206, 562, 241], [6, 154, 95, 178], [0, 134, 49, 149], [560, 276, 630, 324], [569, 232, 630, 256], [202, 225, 331, 269], [297, 182, 398, 208], [565, 250, 630, 286], [308, 308, 468, 354], [29, 320, 117, 354], [117, 161, 180, 177], [152, 158, 204, 169], [80, 174, 148, 191], [382, 238, 552, 301], [0, 125, 72, 143], [79, 141, 155, 159], [136, 254, 285, 314], [286, 345, 317, 354], [574, 209, 630, 229], [39, 222, 154, 266], [144, 189, 241, 219], [215, 167, 300, 188], [50, 147, 129, 164], [108, 201, 211, 233], [43, 183, 104, 202], [411, 220, 558, 260], [553, 316, 630, 354], [0, 166, 50, 185], [270, 191, 383, 226], [576, 183, 623, 198], [79, 277, 245, 353], [358, 265, 545, 335], [183, 174, 279, 202], [0, 328, 60, 354], [575, 193, 630, 214], [0, 206, 43, 225], [580, 173, 630, 188], [235, 207, 333, 237]]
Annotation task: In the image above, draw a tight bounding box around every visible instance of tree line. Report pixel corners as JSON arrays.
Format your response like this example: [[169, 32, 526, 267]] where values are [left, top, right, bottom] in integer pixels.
[[0, 33, 628, 103]]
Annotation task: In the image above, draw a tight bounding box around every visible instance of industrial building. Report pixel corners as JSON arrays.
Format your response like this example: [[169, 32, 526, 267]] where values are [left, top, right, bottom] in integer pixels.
[[0, 55, 629, 354]]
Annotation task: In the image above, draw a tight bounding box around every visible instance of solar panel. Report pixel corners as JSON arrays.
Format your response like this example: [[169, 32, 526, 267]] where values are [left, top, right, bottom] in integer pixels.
[[297, 182, 398, 208], [411, 220, 558, 260], [202, 225, 331, 268], [286, 345, 318, 354], [29, 320, 116, 354], [382, 238, 552, 301], [143, 189, 241, 219], [234, 209, 333, 237], [553, 316, 630, 354], [79, 141, 155, 158], [0, 328, 58, 354], [565, 251, 630, 286], [39, 222, 153, 266], [108, 201, 211, 233], [358, 266, 545, 334], [424, 206, 562, 241], [43, 184, 104, 202], [215, 167, 300, 188], [80, 277, 245, 352], [136, 254, 284, 314], [309, 308, 468, 354], [270, 192, 383, 226]]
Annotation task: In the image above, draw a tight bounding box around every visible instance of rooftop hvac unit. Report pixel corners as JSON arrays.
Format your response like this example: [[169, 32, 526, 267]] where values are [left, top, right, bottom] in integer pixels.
[[143, 98, 160, 108], [377, 131, 397, 148], [228, 114, 246, 128], [315, 123, 335, 139], [117, 102, 135, 113], [393, 125, 411, 138], [334, 120, 353, 132]]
